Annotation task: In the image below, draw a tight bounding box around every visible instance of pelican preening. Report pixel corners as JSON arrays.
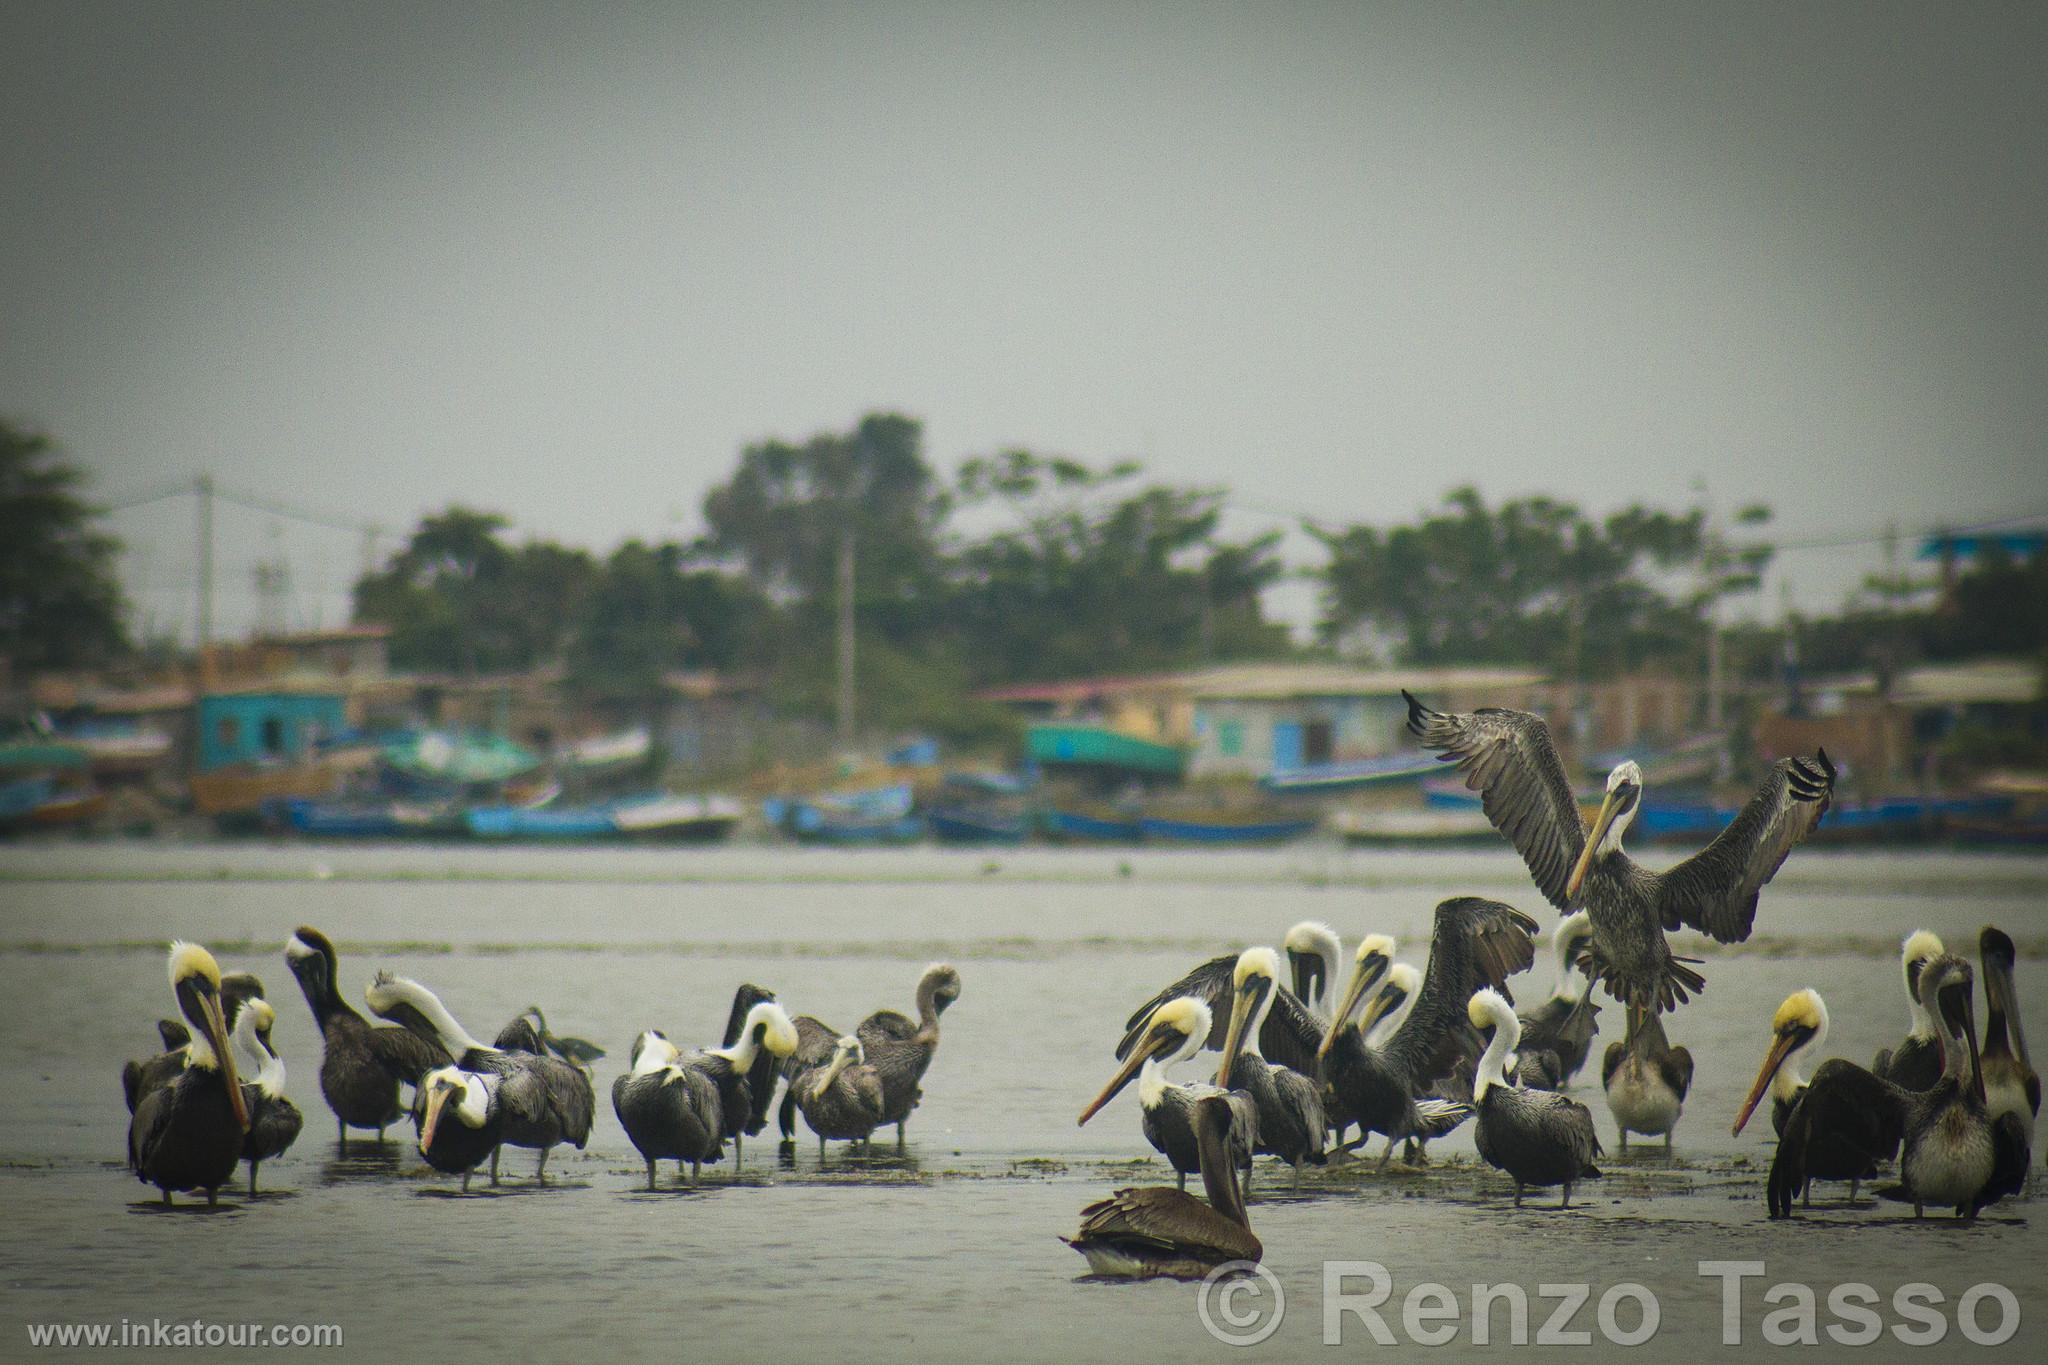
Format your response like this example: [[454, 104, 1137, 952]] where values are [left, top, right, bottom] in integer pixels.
[[1214, 948, 1327, 1188], [612, 1031, 725, 1189], [1318, 898, 1538, 1167], [366, 972, 595, 1186], [1871, 930, 1946, 1090], [1283, 921, 1344, 1018], [791, 1036, 887, 1156], [127, 943, 250, 1205], [232, 998, 303, 1194], [285, 927, 449, 1149], [1601, 1005, 1693, 1149], [1064, 1095, 1261, 1279], [1080, 997, 1257, 1194], [724, 983, 784, 1142], [417, 1066, 502, 1192], [1979, 927, 2040, 1142], [771, 966, 961, 1157], [123, 971, 268, 1117], [1750, 959, 2030, 1219], [1467, 989, 1602, 1208], [1407, 691, 1834, 1013]]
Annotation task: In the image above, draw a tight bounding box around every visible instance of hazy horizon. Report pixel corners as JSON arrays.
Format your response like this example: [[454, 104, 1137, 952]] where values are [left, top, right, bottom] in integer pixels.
[[4, 1, 2042, 648]]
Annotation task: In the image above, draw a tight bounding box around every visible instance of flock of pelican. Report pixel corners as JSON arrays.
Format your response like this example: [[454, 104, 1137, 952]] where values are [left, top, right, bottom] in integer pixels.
[[115, 689, 2036, 1284], [122, 924, 961, 1203], [1061, 692, 2037, 1277]]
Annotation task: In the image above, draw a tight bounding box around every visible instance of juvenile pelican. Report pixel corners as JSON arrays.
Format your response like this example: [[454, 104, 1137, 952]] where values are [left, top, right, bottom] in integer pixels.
[[1467, 988, 1602, 1208], [1064, 1095, 1261, 1279], [792, 1035, 887, 1157], [1080, 997, 1257, 1193], [232, 998, 302, 1193], [1407, 692, 1833, 1013], [285, 927, 448, 1149], [1765, 957, 2029, 1219], [127, 943, 250, 1205], [860, 964, 961, 1150], [1601, 1005, 1692, 1149], [1215, 948, 1327, 1188], [1871, 931, 1945, 1090], [1979, 926, 2039, 1141], [612, 1030, 724, 1188], [366, 972, 595, 1184]]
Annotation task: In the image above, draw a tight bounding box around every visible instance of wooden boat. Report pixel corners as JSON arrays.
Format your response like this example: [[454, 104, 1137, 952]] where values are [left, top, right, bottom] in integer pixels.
[[790, 811, 925, 844], [1027, 724, 1185, 779], [555, 727, 652, 773], [465, 802, 618, 840], [1260, 753, 1441, 794], [1331, 807, 1499, 846], [1040, 805, 1144, 843], [1138, 813, 1318, 845], [279, 798, 401, 838], [610, 793, 743, 842], [27, 787, 108, 828], [190, 763, 341, 817], [927, 804, 1031, 844]]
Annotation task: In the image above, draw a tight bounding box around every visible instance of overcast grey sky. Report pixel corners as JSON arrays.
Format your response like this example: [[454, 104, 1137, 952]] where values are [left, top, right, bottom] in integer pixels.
[[3, 1, 2042, 644]]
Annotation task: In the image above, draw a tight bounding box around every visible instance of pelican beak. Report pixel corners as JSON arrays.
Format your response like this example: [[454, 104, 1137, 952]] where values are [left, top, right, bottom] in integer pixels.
[[1731, 1030, 1797, 1136], [1320, 954, 1388, 1058], [421, 1083, 449, 1151], [1079, 1025, 1172, 1125], [1959, 991, 1986, 1105], [201, 987, 249, 1133], [1358, 983, 1404, 1038], [1216, 979, 1262, 1087], [1567, 790, 1625, 900]]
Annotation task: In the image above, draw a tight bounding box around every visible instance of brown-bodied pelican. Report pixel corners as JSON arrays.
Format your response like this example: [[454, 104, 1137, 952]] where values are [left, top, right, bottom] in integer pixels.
[[1467, 989, 1602, 1208], [1979, 926, 2039, 1141], [231, 998, 302, 1193], [1871, 931, 1945, 1090], [684, 999, 798, 1171], [793, 1035, 887, 1157], [1601, 1005, 1692, 1148], [723, 984, 784, 1143], [285, 927, 448, 1149], [1317, 898, 1538, 1166], [1064, 1095, 1261, 1279], [1119, 928, 1372, 1076], [1515, 912, 1601, 1089], [1732, 988, 1882, 1204], [127, 943, 250, 1205], [1214, 948, 1327, 1189], [415, 1065, 502, 1192], [613, 1030, 724, 1188], [123, 973, 267, 1116], [1763, 958, 2030, 1218], [860, 964, 961, 1150], [1080, 997, 1257, 1193], [1406, 692, 1833, 1013], [366, 972, 595, 1184]]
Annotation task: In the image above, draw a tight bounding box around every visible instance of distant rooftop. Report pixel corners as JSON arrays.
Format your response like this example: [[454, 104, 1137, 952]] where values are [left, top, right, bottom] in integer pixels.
[[978, 661, 1548, 704]]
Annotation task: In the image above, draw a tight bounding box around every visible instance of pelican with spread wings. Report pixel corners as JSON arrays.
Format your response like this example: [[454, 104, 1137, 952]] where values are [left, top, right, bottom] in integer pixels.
[[1406, 691, 1833, 1013]]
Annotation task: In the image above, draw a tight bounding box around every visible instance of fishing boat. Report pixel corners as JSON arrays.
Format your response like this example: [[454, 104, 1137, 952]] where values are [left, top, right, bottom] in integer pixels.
[[1137, 813, 1319, 845], [382, 731, 540, 788], [927, 803, 1032, 844], [767, 781, 919, 842], [1027, 724, 1185, 780], [555, 727, 652, 775], [789, 809, 926, 844], [610, 793, 744, 842], [278, 798, 402, 838], [1259, 753, 1442, 794], [1039, 805, 1144, 843], [1330, 807, 1499, 846], [465, 802, 619, 840]]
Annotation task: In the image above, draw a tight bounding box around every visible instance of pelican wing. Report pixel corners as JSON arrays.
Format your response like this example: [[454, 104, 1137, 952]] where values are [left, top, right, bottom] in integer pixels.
[[494, 1014, 544, 1054], [1257, 987, 1330, 1077], [1652, 752, 1834, 943], [1073, 1187, 1262, 1264], [858, 1008, 917, 1042], [367, 1022, 450, 1084], [783, 1014, 842, 1077], [1386, 897, 1540, 1086], [1766, 1058, 1908, 1218], [722, 983, 776, 1047], [1113, 953, 1323, 1071], [1406, 693, 1585, 910], [1977, 1112, 2032, 1215]]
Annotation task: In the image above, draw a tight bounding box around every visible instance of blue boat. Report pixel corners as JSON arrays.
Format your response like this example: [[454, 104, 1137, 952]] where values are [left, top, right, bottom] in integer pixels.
[[280, 798, 402, 838], [927, 805, 1031, 844], [1040, 807, 1144, 842], [791, 812, 926, 844], [0, 776, 56, 829], [1139, 815, 1319, 845], [465, 803, 619, 840]]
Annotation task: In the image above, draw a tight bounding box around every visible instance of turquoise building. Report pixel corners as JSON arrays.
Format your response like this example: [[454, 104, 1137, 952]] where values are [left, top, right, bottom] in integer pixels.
[[196, 692, 346, 772]]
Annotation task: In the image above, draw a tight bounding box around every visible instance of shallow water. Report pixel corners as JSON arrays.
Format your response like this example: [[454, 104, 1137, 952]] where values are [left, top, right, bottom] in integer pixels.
[[1, 842, 2043, 1360]]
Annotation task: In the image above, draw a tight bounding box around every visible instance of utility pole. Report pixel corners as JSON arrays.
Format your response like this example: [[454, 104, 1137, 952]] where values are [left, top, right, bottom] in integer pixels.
[[195, 473, 215, 690], [835, 527, 856, 748]]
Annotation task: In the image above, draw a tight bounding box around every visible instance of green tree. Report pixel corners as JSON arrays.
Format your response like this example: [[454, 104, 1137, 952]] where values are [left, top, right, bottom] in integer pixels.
[[567, 540, 770, 703], [0, 420, 127, 673], [1314, 487, 1732, 678]]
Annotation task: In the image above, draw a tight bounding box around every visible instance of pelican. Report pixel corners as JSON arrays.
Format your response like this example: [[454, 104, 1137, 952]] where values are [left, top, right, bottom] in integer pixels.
[[1467, 989, 1602, 1208], [1732, 989, 1832, 1144], [1871, 931, 1945, 1090], [1318, 898, 1538, 1166], [1602, 1005, 1692, 1149], [613, 1030, 724, 1188], [1363, 963, 1420, 1047], [793, 1035, 887, 1157], [1214, 948, 1327, 1188], [1515, 912, 1601, 1089], [127, 943, 250, 1205], [859, 964, 961, 1150], [1283, 921, 1344, 1018], [231, 998, 302, 1194], [1979, 926, 2039, 1141], [415, 1065, 501, 1192], [285, 927, 448, 1149], [1407, 692, 1833, 1013], [1079, 997, 1257, 1194], [721, 984, 784, 1144], [365, 972, 595, 1184], [123, 973, 267, 1116], [1763, 957, 2030, 1218], [1118, 930, 1373, 1076], [1064, 1095, 1261, 1279], [682, 999, 799, 1172]]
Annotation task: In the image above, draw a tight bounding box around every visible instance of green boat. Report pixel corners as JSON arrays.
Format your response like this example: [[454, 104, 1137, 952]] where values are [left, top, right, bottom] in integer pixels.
[[1026, 724, 1184, 778], [381, 731, 540, 786]]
